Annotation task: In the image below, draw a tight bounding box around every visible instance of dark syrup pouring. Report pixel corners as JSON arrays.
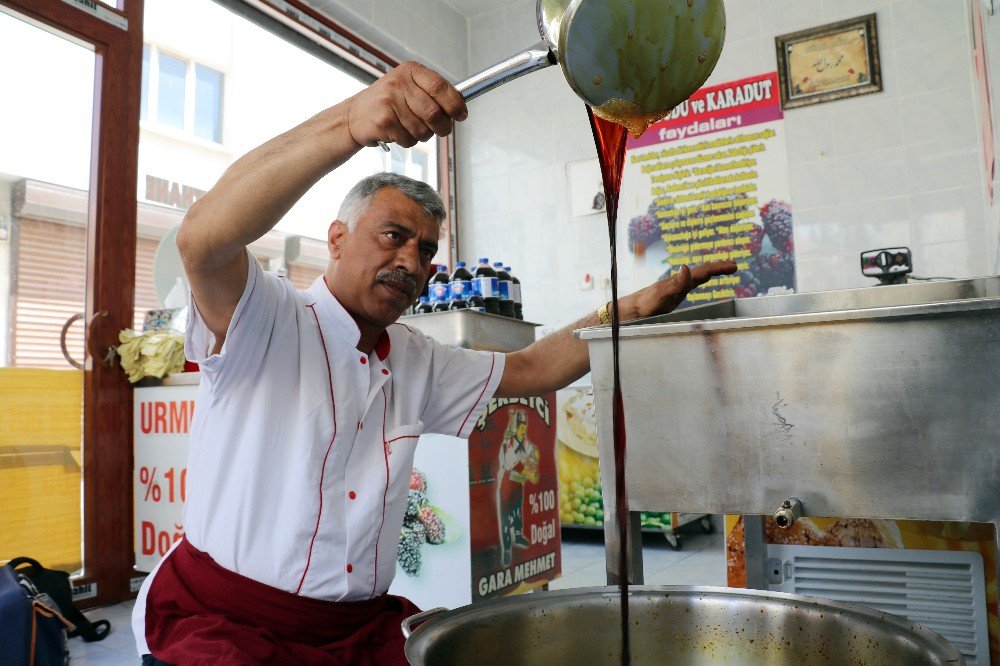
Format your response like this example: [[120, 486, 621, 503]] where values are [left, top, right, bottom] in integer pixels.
[[587, 107, 631, 665]]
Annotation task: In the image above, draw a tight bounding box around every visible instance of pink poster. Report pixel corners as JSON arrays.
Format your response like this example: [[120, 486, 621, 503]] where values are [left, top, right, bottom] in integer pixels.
[[620, 72, 796, 305], [973, 0, 996, 201]]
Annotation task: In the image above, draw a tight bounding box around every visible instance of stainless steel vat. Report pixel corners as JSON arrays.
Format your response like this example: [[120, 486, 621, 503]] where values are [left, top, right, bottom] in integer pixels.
[[402, 586, 964, 664], [576, 277, 1000, 585]]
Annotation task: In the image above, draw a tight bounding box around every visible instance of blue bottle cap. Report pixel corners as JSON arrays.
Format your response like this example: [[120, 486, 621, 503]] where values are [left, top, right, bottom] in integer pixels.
[[419, 296, 429, 302], [437, 265, 447, 272], [505, 266, 512, 271], [493, 261, 504, 267], [478, 257, 489, 264], [456, 261, 466, 267]]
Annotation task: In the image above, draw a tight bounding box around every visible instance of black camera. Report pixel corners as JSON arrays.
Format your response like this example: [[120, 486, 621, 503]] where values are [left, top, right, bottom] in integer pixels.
[[860, 247, 912, 285]]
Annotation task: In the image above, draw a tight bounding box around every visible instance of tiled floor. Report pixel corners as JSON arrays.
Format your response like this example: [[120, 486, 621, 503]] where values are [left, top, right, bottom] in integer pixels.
[[549, 523, 725, 591], [69, 521, 725, 663], [70, 600, 138, 665]]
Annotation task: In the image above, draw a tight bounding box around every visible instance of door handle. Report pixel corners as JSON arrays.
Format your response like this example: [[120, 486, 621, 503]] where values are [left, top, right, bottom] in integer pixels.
[[60, 310, 109, 369]]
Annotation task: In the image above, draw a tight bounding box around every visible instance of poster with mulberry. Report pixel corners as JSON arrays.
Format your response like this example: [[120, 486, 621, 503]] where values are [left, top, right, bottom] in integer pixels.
[[390, 433, 473, 611], [468, 395, 561, 602], [620, 71, 796, 303]]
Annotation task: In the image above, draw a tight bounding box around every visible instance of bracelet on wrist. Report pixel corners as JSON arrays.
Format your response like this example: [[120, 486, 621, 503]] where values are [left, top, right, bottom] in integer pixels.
[[597, 302, 612, 325]]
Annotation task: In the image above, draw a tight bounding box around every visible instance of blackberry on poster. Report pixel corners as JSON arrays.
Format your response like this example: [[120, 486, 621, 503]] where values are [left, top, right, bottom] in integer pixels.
[[396, 467, 449, 577]]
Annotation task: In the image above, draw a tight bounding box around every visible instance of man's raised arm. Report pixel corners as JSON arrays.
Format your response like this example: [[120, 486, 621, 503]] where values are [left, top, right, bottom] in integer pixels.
[[176, 62, 467, 346], [496, 261, 738, 398]]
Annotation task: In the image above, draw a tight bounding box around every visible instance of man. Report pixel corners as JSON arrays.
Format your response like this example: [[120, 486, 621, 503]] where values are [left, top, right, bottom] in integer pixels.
[[497, 409, 538, 567], [132, 61, 736, 665]]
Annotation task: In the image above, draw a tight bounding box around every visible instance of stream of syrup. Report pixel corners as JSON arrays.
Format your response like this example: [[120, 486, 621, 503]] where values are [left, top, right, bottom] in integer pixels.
[[587, 106, 631, 665]]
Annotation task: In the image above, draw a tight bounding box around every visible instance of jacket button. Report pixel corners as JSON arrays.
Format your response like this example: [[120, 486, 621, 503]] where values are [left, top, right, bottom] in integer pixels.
[[349, 491, 356, 500], [360, 357, 367, 365], [381, 369, 389, 375], [346, 563, 353, 573]]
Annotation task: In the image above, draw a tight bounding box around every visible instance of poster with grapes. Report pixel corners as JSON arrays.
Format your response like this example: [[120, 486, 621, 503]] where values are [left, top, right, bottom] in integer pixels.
[[467, 394, 561, 602], [619, 71, 796, 303], [556, 387, 675, 531]]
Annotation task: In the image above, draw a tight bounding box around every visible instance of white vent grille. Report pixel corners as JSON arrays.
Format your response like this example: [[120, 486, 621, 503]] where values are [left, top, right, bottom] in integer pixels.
[[766, 544, 989, 664]]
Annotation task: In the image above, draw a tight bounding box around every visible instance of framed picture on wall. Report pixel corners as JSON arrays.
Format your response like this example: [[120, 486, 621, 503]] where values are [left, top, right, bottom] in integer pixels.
[[775, 13, 882, 110]]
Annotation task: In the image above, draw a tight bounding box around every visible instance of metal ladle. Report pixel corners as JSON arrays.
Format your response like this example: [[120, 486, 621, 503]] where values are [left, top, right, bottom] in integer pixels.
[[379, 0, 726, 149]]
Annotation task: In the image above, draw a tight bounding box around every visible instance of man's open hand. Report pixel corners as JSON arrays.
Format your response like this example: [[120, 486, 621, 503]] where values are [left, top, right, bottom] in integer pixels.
[[622, 261, 738, 320]]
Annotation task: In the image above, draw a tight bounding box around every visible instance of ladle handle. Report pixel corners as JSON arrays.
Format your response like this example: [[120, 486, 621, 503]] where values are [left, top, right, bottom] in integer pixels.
[[456, 42, 556, 102], [376, 43, 556, 151]]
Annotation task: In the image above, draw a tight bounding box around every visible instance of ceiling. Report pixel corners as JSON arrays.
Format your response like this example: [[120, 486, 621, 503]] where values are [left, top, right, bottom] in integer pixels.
[[440, 0, 509, 18]]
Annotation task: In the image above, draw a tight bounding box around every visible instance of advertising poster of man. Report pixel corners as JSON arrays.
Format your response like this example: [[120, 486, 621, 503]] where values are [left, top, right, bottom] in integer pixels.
[[497, 408, 539, 566], [469, 396, 561, 602]]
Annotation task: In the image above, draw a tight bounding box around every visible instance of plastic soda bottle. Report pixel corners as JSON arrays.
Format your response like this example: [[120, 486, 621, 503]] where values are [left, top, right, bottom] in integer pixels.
[[428, 265, 450, 305], [472, 258, 500, 315], [493, 262, 515, 318], [449, 261, 474, 304], [415, 296, 433, 314], [506, 266, 523, 320]]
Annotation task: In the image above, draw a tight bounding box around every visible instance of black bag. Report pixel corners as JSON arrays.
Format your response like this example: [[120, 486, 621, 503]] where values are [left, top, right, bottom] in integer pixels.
[[0, 564, 71, 666], [7, 557, 111, 643]]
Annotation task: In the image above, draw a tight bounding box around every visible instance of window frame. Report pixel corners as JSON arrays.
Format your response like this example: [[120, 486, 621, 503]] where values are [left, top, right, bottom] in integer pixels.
[[141, 42, 225, 145]]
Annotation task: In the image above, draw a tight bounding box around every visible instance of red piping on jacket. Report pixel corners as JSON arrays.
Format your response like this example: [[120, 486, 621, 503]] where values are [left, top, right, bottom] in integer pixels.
[[457, 353, 496, 436], [296, 304, 338, 594], [370, 387, 391, 599]]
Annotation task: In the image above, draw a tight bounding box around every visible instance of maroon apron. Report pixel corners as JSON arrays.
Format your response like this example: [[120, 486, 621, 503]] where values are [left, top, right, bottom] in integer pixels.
[[144, 538, 419, 665]]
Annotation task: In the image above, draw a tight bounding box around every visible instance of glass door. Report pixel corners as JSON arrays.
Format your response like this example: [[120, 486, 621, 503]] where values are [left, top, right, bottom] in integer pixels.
[[0, 0, 141, 606], [0, 7, 96, 575]]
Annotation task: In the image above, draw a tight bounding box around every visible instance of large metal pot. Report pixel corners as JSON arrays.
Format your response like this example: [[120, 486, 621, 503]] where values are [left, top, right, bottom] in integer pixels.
[[402, 586, 963, 665]]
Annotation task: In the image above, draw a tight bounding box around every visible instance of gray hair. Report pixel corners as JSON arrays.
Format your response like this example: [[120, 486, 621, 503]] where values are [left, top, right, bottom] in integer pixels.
[[337, 172, 446, 231]]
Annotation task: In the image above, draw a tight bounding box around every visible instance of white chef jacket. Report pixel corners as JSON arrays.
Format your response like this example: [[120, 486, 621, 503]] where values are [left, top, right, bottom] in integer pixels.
[[134, 251, 504, 653]]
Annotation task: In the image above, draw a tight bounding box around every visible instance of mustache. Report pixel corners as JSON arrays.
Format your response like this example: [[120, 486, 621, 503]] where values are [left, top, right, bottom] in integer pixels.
[[376, 269, 419, 296]]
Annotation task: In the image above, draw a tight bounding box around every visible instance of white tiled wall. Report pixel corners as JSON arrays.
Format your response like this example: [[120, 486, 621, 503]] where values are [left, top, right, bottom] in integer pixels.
[[456, 0, 996, 332], [303, 0, 469, 80]]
